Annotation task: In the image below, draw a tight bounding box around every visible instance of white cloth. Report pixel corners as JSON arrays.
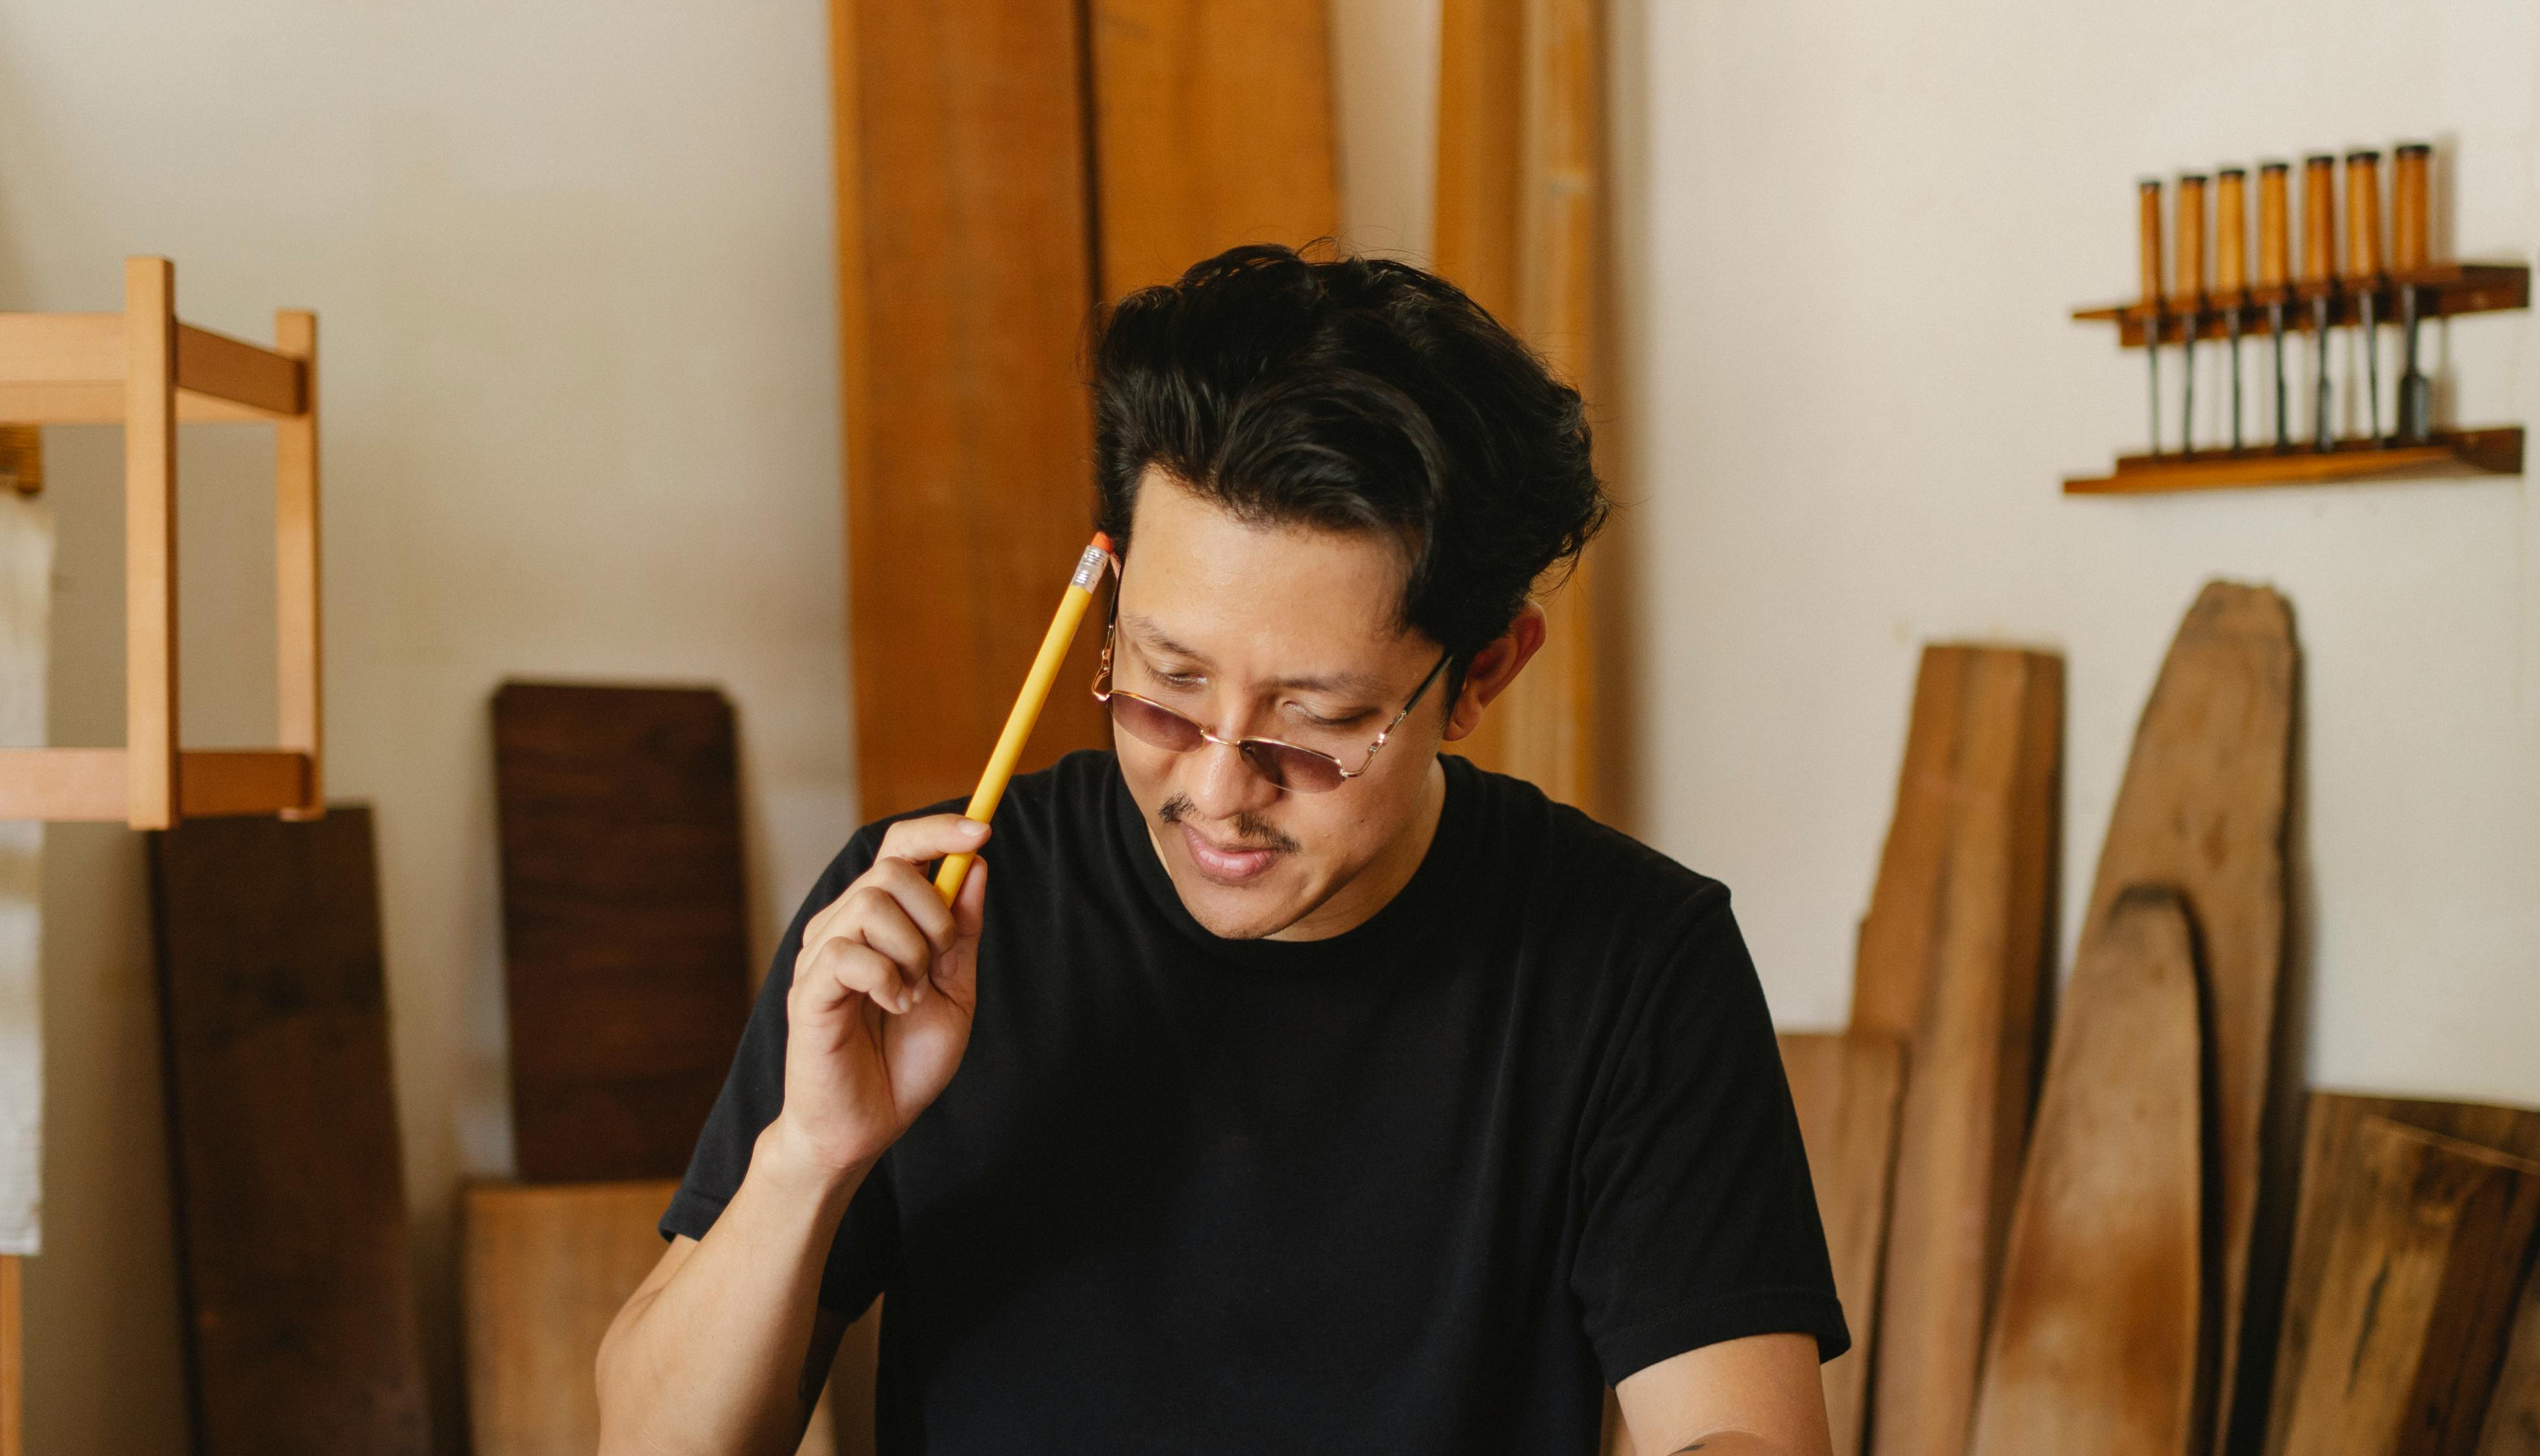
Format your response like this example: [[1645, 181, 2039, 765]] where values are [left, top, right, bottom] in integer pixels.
[[0, 489, 51, 1254]]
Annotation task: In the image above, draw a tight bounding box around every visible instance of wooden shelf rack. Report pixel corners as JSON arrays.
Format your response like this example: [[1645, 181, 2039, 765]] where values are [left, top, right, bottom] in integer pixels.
[[2072, 261, 2529, 346], [0, 257, 322, 828], [2065, 426, 2524, 495], [2069, 259, 2528, 496]]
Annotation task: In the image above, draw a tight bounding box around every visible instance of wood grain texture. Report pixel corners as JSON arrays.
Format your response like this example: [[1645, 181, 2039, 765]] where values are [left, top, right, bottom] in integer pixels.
[[273, 309, 323, 820], [1778, 1030, 1906, 1456], [1968, 887, 2207, 1456], [494, 682, 752, 1183], [124, 257, 176, 830], [462, 1181, 842, 1455], [1857, 645, 2063, 1456], [2268, 1114, 2540, 1456], [2479, 1257, 2540, 1456], [0, 1255, 18, 1456], [1088, 0, 1337, 298], [830, 0, 1111, 820], [1433, 0, 1610, 817], [2084, 581, 2294, 1453], [147, 805, 431, 1455], [2263, 1094, 2540, 1456]]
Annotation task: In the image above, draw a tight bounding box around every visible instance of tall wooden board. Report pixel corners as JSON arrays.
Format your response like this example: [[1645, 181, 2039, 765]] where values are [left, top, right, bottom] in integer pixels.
[[494, 682, 751, 1183], [1433, 0, 1611, 816], [2265, 1094, 2540, 1456], [2268, 1115, 2540, 1456], [2083, 582, 2294, 1452], [1967, 888, 2206, 1456], [1859, 645, 2063, 1456], [148, 805, 430, 1455], [830, 0, 1110, 819], [2478, 1259, 2540, 1456], [1088, 0, 1338, 298], [1778, 1030, 1906, 1456]]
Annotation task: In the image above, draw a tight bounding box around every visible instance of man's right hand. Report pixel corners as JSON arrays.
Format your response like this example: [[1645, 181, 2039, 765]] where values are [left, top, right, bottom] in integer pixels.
[[769, 813, 991, 1179]]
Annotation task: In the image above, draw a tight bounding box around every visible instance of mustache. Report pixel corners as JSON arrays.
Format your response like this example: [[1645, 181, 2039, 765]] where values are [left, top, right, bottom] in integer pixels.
[[1158, 794, 1301, 854]]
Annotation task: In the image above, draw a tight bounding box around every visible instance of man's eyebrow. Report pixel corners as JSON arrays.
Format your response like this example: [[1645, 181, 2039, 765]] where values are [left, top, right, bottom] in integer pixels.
[[1120, 613, 1390, 698]]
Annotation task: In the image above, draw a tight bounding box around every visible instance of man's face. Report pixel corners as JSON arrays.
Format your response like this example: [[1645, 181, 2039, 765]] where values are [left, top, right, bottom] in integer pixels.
[[1108, 467, 1453, 942]]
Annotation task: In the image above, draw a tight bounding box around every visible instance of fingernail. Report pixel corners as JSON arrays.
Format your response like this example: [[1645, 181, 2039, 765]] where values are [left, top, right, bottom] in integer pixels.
[[960, 818, 989, 837]]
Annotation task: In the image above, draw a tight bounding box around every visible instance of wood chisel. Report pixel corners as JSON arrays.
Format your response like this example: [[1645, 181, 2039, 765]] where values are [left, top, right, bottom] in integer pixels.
[[2300, 154, 2338, 451], [2138, 178, 2165, 458], [2175, 173, 2207, 453], [2391, 142, 2433, 444], [2214, 167, 2248, 452], [2257, 162, 2293, 451], [2345, 149, 2384, 444]]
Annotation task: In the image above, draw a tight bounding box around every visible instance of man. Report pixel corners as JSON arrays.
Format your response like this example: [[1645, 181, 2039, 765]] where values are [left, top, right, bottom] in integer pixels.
[[598, 245, 1844, 1455]]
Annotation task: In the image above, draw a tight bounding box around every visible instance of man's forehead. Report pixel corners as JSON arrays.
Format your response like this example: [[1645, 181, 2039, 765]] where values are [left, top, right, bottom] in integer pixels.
[[1117, 609, 1399, 696]]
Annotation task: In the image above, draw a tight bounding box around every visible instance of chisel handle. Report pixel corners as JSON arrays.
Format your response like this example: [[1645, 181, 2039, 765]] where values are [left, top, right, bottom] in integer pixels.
[[2392, 143, 2431, 273], [2214, 168, 2248, 295], [2257, 162, 2292, 291], [2175, 174, 2208, 303], [2345, 150, 2383, 280], [2138, 178, 2166, 310], [2299, 154, 2337, 287]]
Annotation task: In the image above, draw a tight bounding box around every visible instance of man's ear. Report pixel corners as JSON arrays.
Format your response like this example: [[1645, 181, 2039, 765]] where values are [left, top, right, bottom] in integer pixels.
[[1443, 602, 1548, 743]]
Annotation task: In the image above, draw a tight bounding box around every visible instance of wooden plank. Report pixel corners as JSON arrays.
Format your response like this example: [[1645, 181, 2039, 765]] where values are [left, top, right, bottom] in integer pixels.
[[148, 805, 431, 1455], [273, 310, 324, 819], [2268, 1115, 2540, 1456], [1088, 0, 1338, 297], [1432, 0, 1610, 817], [464, 1180, 848, 1456], [0, 747, 126, 820], [178, 749, 311, 817], [0, 380, 284, 424], [1861, 646, 2063, 1456], [1778, 1030, 1906, 1456], [124, 257, 176, 830], [2085, 581, 2294, 1451], [494, 682, 752, 1183], [2477, 1255, 2540, 1456], [1966, 887, 2205, 1456], [0, 1254, 18, 1456], [0, 313, 122, 380], [830, 0, 1110, 819], [173, 323, 302, 416], [2065, 428, 2522, 496], [2263, 1094, 2540, 1456]]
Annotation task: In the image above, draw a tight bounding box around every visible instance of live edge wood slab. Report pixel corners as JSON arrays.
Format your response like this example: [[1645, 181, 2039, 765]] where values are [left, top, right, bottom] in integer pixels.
[[1854, 645, 2063, 1456], [1966, 888, 2205, 1456], [148, 805, 431, 1455], [2087, 581, 2294, 1454]]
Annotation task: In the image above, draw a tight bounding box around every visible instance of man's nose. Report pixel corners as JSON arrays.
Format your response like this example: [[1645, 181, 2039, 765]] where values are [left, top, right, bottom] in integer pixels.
[[1181, 736, 1282, 822]]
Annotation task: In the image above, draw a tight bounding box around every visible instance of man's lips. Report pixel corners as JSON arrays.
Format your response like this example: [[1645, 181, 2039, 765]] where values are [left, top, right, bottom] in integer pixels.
[[1179, 822, 1283, 884]]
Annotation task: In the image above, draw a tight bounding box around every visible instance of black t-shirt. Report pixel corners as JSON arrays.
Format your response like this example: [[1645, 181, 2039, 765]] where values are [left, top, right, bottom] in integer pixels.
[[664, 749, 1846, 1453]]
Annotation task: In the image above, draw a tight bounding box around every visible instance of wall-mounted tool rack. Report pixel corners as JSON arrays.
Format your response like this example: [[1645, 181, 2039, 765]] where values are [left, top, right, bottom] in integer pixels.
[[0, 257, 322, 828], [2067, 141, 2528, 496]]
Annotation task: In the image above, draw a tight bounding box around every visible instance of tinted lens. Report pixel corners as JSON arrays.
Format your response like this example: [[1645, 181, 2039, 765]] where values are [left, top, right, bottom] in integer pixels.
[[1104, 692, 1351, 793], [1245, 742, 1346, 793], [1107, 692, 1206, 752]]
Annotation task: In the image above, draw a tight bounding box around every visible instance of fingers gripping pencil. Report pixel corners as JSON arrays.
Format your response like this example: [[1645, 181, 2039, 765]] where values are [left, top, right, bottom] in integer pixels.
[[933, 531, 1115, 904]]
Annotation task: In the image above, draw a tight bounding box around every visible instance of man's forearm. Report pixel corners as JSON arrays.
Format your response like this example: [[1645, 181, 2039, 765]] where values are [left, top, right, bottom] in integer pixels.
[[597, 1124, 868, 1455]]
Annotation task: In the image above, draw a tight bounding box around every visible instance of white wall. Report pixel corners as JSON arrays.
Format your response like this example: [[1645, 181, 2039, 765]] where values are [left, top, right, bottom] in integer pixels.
[[4, 3, 849, 1449], [1618, 0, 2540, 1113], [12, 0, 2539, 1449]]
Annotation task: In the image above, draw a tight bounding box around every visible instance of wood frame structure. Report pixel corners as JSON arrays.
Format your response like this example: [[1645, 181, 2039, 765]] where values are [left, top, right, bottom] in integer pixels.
[[0, 257, 322, 829]]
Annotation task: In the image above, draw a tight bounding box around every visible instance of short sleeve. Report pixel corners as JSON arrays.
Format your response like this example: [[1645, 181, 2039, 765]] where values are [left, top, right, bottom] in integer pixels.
[[656, 826, 901, 1319], [1568, 886, 1852, 1384]]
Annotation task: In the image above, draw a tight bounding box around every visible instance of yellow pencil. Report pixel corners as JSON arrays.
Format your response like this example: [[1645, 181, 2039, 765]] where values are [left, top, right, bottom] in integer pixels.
[[933, 531, 1114, 904]]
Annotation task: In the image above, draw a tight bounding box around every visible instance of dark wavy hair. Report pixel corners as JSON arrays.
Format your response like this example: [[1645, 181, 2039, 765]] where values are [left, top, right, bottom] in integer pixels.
[[1089, 242, 1607, 677]]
